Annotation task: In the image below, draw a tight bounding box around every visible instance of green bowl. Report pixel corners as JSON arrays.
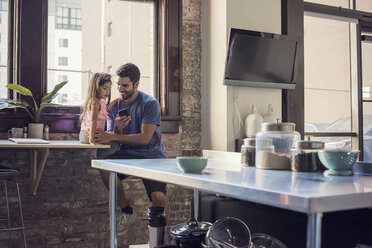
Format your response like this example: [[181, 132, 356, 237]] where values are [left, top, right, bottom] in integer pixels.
[[318, 150, 359, 176], [176, 156, 208, 174]]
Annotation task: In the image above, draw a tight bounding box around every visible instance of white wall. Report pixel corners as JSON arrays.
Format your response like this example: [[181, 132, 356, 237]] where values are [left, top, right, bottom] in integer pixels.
[[201, 0, 282, 151], [201, 0, 228, 151]]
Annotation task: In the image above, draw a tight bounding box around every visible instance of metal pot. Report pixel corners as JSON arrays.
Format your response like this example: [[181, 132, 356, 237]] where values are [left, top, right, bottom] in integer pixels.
[[170, 219, 212, 248], [291, 139, 325, 172]]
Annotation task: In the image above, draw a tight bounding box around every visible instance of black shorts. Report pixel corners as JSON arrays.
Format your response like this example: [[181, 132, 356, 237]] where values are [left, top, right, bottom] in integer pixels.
[[106, 153, 167, 202]]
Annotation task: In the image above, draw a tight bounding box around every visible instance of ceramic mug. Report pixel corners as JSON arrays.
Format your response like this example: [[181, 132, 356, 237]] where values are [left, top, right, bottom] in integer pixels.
[[8, 128, 23, 138]]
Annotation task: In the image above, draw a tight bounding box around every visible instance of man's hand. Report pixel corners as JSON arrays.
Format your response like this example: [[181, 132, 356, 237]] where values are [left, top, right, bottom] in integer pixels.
[[94, 130, 115, 144], [115, 115, 131, 132], [89, 136, 98, 145]]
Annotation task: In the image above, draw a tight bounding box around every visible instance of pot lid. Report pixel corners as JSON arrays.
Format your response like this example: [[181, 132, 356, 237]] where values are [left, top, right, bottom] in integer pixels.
[[296, 140, 324, 150], [170, 219, 212, 239], [261, 122, 296, 132], [243, 138, 256, 147]]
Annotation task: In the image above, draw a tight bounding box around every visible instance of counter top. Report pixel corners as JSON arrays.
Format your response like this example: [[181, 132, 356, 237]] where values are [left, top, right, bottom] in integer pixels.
[[92, 156, 372, 214], [0, 139, 110, 195], [0, 139, 110, 148]]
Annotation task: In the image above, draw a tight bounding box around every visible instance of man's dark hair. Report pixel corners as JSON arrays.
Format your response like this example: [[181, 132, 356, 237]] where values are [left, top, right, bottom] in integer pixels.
[[116, 63, 141, 84]]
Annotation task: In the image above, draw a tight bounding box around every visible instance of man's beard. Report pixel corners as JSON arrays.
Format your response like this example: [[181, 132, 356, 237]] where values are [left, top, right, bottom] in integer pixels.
[[121, 89, 135, 100]]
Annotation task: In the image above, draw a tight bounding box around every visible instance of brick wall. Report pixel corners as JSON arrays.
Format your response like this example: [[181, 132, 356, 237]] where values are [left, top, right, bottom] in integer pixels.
[[0, 0, 202, 247], [0, 146, 193, 248]]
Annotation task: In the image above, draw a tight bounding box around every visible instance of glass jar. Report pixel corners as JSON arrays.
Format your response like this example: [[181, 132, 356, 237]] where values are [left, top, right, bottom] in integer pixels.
[[291, 139, 325, 172], [256, 122, 300, 170], [241, 138, 256, 167]]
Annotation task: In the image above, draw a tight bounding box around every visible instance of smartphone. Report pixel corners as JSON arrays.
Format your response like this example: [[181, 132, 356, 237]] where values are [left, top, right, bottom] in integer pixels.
[[118, 108, 129, 117]]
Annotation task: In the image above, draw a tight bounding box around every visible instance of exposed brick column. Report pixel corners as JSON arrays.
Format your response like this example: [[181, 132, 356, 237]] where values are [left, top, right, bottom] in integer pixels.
[[181, 0, 202, 156]]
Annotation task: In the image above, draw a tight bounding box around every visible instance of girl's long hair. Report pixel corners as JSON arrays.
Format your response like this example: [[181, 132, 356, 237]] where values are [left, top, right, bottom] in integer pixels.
[[80, 72, 111, 120]]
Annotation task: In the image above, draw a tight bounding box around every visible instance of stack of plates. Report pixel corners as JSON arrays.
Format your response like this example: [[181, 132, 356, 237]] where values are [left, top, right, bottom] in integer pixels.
[[353, 162, 372, 176]]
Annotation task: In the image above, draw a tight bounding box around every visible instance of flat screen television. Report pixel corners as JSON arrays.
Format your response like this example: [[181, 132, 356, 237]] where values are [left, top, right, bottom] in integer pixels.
[[224, 28, 299, 90]]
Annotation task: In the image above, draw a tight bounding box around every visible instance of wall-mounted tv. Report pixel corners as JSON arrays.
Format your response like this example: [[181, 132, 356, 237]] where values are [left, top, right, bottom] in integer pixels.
[[224, 28, 299, 90]]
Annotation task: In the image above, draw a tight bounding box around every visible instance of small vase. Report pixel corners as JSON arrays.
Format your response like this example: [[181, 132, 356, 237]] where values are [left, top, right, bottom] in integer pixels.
[[263, 104, 276, 123], [244, 104, 263, 138], [28, 123, 44, 139]]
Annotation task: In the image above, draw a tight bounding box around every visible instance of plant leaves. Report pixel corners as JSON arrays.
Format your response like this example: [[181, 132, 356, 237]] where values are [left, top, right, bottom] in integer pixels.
[[42, 81, 68, 104], [0, 98, 30, 109], [40, 102, 60, 108], [6, 84, 33, 97]]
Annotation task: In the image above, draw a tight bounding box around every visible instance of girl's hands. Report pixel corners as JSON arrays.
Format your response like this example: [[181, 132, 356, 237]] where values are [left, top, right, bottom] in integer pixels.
[[115, 115, 131, 132], [94, 130, 113, 144]]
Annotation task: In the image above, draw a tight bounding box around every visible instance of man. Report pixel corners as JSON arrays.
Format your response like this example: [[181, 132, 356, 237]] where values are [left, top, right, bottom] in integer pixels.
[[94, 63, 166, 214]]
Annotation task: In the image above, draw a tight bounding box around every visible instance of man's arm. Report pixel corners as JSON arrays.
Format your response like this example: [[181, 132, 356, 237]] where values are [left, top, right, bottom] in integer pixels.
[[95, 123, 156, 146]]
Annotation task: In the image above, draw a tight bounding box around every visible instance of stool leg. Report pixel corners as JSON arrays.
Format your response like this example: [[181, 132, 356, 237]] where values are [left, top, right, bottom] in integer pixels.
[[5, 180, 10, 228], [15, 182, 27, 248]]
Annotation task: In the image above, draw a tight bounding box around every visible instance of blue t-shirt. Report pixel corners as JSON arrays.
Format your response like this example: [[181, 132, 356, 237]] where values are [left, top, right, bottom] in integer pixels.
[[107, 91, 166, 158]]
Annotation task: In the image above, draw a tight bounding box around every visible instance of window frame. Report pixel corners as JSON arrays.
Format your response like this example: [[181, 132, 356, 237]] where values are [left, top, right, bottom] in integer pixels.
[[302, 2, 372, 160], [0, 0, 8, 12], [56, 6, 82, 31], [0, 0, 182, 133], [58, 38, 68, 48], [58, 56, 68, 66]]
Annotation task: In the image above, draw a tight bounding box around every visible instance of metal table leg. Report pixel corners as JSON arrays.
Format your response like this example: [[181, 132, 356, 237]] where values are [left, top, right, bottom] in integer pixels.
[[194, 189, 200, 221], [307, 213, 323, 248], [109, 172, 117, 248]]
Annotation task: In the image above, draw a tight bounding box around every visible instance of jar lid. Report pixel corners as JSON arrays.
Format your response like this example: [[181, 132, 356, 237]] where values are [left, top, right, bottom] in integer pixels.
[[243, 138, 255, 147], [170, 219, 212, 240], [261, 122, 296, 132], [296, 140, 324, 150]]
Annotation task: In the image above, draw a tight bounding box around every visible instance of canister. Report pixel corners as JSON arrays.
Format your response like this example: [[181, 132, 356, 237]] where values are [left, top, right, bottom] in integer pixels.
[[241, 138, 256, 167], [256, 122, 300, 170], [291, 139, 325, 172]]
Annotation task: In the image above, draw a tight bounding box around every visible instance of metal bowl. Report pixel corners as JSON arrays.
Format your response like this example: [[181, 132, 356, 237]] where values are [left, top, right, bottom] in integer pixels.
[[206, 217, 251, 248], [318, 150, 359, 176], [251, 233, 287, 248]]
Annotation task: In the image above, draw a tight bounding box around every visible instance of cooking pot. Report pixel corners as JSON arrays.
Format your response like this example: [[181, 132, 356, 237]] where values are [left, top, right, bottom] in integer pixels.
[[170, 219, 212, 248]]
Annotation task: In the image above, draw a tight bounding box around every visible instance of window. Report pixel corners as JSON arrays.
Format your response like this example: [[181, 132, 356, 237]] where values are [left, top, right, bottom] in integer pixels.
[[58, 75, 68, 83], [305, 0, 350, 8], [0, 0, 8, 99], [48, 0, 156, 106], [107, 22, 112, 37], [58, 57, 68, 66], [304, 1, 372, 160], [356, 0, 372, 12], [304, 16, 353, 132], [0, 0, 181, 133], [0, 0, 8, 12], [56, 7, 82, 31], [59, 38, 68, 48], [107, 65, 112, 74]]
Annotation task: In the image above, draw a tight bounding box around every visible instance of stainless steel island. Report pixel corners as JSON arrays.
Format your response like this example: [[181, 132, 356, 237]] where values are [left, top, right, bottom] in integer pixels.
[[92, 150, 372, 248]]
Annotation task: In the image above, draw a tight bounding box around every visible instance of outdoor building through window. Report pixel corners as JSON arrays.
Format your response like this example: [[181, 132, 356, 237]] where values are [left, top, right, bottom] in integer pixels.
[[48, 0, 155, 106]]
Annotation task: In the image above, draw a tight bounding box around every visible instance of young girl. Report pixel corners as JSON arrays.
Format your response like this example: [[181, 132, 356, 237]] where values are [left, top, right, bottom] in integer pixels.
[[80, 72, 119, 158]]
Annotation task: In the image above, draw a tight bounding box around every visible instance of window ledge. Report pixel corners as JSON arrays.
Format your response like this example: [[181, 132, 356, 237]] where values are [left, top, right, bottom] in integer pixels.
[[0, 112, 180, 133]]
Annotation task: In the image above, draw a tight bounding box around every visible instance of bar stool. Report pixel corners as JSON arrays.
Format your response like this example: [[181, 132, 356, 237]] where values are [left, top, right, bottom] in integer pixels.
[[0, 165, 27, 247]]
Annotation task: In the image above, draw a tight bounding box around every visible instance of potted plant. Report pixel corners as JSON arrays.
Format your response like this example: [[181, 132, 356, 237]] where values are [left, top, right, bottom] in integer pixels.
[[0, 81, 68, 138]]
